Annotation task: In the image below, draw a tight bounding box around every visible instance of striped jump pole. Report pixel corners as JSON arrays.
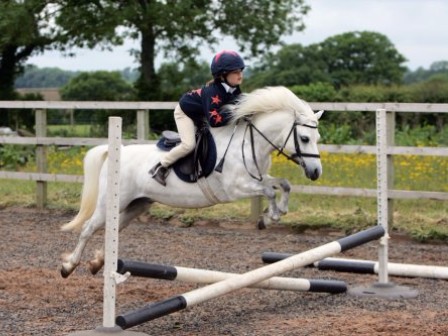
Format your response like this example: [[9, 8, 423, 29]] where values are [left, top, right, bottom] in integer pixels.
[[117, 259, 347, 293], [116, 225, 384, 330], [261, 253, 448, 280]]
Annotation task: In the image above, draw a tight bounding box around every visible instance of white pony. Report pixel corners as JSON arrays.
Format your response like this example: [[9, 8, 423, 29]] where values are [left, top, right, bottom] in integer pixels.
[[60, 86, 324, 278]]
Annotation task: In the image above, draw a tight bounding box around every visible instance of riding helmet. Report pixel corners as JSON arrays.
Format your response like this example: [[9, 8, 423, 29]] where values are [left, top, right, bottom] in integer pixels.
[[210, 50, 245, 78]]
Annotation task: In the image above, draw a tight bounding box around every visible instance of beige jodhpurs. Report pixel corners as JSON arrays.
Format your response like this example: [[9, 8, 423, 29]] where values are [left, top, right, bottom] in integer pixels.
[[160, 105, 196, 167]]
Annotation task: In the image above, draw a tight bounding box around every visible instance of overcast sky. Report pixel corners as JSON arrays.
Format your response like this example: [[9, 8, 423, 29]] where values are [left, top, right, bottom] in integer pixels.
[[28, 0, 448, 72]]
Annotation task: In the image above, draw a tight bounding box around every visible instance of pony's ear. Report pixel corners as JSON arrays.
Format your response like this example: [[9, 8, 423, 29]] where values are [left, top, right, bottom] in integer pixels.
[[315, 110, 324, 120]]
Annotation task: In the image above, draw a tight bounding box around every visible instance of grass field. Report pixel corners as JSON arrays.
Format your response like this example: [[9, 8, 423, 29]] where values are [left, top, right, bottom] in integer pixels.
[[0, 146, 446, 242]]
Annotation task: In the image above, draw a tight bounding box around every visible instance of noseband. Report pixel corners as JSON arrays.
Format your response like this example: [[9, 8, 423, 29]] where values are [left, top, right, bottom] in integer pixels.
[[242, 119, 320, 181]]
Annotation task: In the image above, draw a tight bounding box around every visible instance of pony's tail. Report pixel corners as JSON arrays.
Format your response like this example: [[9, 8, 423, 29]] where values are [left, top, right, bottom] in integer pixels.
[[61, 145, 109, 232]]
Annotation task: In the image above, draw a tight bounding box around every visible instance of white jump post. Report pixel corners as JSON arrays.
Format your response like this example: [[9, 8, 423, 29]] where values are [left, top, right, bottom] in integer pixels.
[[103, 116, 122, 327], [68, 117, 147, 336], [376, 107, 390, 285], [348, 109, 418, 298]]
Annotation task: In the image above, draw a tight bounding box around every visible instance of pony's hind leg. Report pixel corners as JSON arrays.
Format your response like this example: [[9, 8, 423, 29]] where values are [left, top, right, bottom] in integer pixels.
[[61, 207, 106, 278], [88, 198, 152, 275]]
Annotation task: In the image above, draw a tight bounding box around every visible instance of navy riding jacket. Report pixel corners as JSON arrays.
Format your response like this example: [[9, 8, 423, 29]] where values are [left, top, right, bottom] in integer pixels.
[[179, 81, 241, 127]]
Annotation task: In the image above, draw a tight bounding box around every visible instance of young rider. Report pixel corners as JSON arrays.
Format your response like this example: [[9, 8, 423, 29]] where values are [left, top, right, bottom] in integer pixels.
[[149, 50, 245, 186]]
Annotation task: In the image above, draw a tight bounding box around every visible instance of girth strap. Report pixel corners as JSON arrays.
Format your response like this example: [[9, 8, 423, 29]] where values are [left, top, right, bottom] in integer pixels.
[[197, 177, 223, 204]]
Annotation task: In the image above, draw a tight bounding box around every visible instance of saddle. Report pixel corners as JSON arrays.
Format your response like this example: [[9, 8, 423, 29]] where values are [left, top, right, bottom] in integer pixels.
[[156, 127, 217, 183]]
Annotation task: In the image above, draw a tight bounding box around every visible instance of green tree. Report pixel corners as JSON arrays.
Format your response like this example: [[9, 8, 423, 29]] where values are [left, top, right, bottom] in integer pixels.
[[318, 31, 407, 87], [404, 60, 448, 84], [0, 1, 49, 125], [290, 82, 339, 102], [149, 60, 210, 131], [60, 71, 135, 133], [158, 60, 210, 101], [0, 1, 63, 100], [56, 1, 310, 100], [246, 44, 330, 89], [60, 71, 134, 101], [247, 31, 407, 89]]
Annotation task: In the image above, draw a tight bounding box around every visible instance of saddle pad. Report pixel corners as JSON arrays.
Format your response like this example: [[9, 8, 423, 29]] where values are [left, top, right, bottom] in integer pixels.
[[156, 130, 181, 150], [156, 129, 217, 183]]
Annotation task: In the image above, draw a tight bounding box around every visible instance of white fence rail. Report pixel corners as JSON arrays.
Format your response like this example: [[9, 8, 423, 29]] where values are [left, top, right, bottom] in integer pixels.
[[1, 101, 447, 218]]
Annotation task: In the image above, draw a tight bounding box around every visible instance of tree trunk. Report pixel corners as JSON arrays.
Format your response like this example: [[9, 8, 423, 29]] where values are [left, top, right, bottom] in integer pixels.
[[0, 46, 18, 126], [135, 27, 160, 101], [0, 46, 19, 101], [1, 42, 37, 129]]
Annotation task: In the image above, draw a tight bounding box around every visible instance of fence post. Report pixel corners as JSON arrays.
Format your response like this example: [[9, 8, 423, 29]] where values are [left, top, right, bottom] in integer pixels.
[[35, 109, 47, 208], [137, 109, 149, 140], [68, 109, 75, 132], [250, 196, 263, 221]]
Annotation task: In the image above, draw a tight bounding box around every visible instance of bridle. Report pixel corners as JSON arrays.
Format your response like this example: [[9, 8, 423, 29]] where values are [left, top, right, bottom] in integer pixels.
[[242, 118, 320, 181]]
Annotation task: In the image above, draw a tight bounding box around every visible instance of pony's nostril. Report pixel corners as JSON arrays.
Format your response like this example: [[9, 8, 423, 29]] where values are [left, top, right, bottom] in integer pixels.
[[309, 168, 320, 181]]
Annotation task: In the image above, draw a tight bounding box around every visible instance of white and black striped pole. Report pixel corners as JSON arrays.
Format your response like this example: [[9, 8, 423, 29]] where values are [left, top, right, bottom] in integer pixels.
[[116, 259, 347, 293], [116, 225, 384, 329], [261, 254, 448, 280]]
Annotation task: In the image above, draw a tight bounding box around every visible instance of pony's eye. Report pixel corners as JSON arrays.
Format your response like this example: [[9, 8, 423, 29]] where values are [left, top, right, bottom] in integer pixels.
[[300, 136, 309, 143]]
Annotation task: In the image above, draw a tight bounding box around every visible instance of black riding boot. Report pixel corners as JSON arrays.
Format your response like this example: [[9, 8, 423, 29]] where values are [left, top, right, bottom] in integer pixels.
[[149, 162, 170, 186]]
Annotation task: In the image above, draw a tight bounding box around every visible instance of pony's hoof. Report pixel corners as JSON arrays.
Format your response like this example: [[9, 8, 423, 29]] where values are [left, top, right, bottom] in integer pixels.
[[88, 260, 103, 275], [279, 207, 288, 215], [257, 219, 266, 230], [60, 266, 73, 278]]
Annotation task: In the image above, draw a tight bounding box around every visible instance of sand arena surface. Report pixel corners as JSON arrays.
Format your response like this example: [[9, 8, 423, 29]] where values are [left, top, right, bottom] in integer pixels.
[[1, 206, 448, 335]]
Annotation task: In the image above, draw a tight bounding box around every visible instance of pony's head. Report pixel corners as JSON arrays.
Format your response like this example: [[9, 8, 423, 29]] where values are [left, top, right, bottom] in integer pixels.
[[228, 86, 324, 181]]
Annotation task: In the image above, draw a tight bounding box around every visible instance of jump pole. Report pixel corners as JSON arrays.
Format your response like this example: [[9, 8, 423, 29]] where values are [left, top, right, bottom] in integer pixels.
[[261, 253, 448, 280], [68, 117, 147, 335], [116, 225, 384, 329], [116, 259, 348, 293]]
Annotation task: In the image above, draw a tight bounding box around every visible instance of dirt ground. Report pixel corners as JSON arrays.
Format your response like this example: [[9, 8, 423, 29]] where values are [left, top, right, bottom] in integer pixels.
[[1, 206, 448, 336]]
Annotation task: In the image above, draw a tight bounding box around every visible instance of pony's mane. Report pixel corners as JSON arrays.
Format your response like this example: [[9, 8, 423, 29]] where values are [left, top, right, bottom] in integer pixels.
[[227, 86, 316, 124]]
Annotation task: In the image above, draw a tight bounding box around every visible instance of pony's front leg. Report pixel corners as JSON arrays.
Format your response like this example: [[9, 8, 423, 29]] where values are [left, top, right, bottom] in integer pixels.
[[264, 176, 291, 215], [232, 177, 283, 229], [258, 184, 282, 229]]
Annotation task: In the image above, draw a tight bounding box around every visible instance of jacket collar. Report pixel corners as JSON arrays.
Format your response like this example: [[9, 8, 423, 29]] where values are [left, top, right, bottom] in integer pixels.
[[221, 82, 237, 94]]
